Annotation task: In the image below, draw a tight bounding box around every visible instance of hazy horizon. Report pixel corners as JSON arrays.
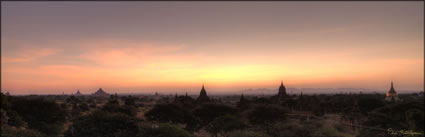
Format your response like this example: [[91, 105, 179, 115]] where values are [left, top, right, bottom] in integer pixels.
[[2, 85, 423, 96], [1, 2, 424, 94]]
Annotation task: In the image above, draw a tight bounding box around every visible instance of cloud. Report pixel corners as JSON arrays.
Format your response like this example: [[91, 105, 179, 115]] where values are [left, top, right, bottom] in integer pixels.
[[76, 40, 186, 67], [2, 48, 62, 63]]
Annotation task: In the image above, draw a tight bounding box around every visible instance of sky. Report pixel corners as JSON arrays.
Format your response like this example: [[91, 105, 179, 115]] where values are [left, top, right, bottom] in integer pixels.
[[1, 2, 424, 95]]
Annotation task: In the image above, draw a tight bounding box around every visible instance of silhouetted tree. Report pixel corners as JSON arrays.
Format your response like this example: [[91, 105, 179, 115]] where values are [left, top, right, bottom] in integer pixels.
[[405, 108, 424, 132], [145, 104, 199, 132], [237, 94, 250, 111], [137, 123, 194, 137], [102, 101, 137, 117], [5, 110, 26, 128], [0, 93, 26, 128], [79, 103, 89, 112], [227, 130, 270, 137], [1, 125, 45, 137], [310, 96, 325, 116], [1, 92, 11, 110], [87, 98, 97, 108], [193, 104, 238, 127], [64, 110, 139, 137], [358, 97, 384, 115], [124, 96, 136, 106], [66, 96, 81, 105], [248, 105, 287, 134], [205, 115, 246, 137], [9, 98, 67, 136], [71, 103, 82, 118], [253, 97, 272, 104], [361, 100, 425, 136]]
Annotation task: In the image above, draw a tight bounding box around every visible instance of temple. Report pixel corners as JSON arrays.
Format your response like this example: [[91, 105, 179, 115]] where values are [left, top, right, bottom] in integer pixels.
[[196, 84, 210, 104], [75, 89, 82, 96], [385, 81, 400, 102], [92, 88, 109, 97], [271, 81, 291, 103], [278, 81, 287, 97]]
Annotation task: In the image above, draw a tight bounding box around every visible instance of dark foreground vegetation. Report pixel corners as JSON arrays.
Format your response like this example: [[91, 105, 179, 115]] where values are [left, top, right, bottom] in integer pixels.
[[1, 92, 424, 137]]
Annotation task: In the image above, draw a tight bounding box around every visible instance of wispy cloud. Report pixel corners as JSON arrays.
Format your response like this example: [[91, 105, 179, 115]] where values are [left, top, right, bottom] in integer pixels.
[[74, 40, 186, 67], [2, 48, 62, 63]]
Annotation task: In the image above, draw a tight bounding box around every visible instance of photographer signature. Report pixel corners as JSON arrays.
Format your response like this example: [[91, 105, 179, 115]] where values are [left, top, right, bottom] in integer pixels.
[[387, 128, 423, 136]]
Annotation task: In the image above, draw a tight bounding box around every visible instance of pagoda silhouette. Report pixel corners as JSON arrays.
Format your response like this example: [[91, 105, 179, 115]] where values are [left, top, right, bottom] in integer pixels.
[[196, 84, 210, 104], [271, 81, 291, 103], [385, 81, 400, 102], [75, 89, 82, 96], [278, 81, 288, 98], [91, 88, 109, 97]]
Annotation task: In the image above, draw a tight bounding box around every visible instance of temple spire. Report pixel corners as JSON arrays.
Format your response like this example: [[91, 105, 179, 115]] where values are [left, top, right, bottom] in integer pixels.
[[391, 80, 394, 89], [278, 80, 287, 97], [385, 80, 399, 102], [197, 84, 210, 103]]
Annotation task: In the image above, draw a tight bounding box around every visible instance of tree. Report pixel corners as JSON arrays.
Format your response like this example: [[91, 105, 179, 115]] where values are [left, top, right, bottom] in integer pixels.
[[64, 110, 139, 137], [145, 104, 199, 132], [10, 98, 67, 136], [358, 97, 384, 115], [106, 98, 119, 105], [87, 98, 97, 108], [137, 123, 194, 137], [66, 96, 81, 105], [60, 103, 69, 109], [1, 93, 26, 128], [124, 96, 136, 106], [1, 125, 45, 137], [5, 110, 26, 128], [193, 104, 238, 127], [361, 100, 425, 136], [102, 102, 137, 117], [248, 105, 287, 134], [79, 103, 90, 112], [1, 92, 11, 110], [310, 96, 325, 116], [405, 109, 424, 132], [227, 130, 270, 137], [237, 94, 250, 111], [268, 119, 351, 137], [253, 97, 272, 104], [71, 103, 82, 118], [205, 115, 246, 137]]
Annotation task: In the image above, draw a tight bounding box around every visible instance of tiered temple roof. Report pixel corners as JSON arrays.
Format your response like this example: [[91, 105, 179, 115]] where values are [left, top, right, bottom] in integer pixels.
[[385, 81, 400, 102], [278, 81, 287, 97], [196, 85, 210, 104], [92, 88, 109, 97]]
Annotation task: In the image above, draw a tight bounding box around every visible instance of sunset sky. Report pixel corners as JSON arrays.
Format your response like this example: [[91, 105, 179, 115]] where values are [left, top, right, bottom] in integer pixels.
[[1, 2, 424, 94]]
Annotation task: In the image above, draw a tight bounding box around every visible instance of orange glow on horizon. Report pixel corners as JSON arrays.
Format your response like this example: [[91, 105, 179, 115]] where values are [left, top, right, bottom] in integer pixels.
[[1, 2, 423, 94]]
